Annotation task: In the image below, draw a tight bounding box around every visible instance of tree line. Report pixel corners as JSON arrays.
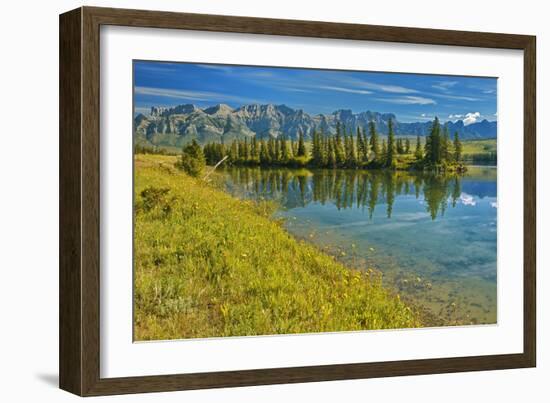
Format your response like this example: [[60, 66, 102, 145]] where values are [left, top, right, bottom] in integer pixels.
[[200, 117, 463, 171]]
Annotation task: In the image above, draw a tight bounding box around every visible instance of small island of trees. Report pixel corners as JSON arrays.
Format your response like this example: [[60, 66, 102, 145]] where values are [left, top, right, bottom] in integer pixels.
[[201, 117, 465, 173]]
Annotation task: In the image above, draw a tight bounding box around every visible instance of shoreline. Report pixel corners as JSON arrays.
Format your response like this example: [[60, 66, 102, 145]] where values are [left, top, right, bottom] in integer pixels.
[[219, 163, 497, 327], [134, 153, 420, 341]]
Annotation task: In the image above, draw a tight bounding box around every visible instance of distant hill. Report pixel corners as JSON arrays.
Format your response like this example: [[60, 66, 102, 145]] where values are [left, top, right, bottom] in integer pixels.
[[134, 103, 497, 148]]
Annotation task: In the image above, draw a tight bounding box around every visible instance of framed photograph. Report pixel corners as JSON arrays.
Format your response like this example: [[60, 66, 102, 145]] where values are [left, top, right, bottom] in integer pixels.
[[59, 6, 536, 396]]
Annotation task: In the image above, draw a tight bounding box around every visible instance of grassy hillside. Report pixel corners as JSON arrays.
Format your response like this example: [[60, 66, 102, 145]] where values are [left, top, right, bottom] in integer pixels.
[[461, 138, 497, 163], [134, 154, 419, 340]]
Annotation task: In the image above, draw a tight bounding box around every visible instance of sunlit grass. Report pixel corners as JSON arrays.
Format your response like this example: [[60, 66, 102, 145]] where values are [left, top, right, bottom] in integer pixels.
[[134, 154, 420, 340], [461, 138, 496, 154], [461, 138, 497, 162]]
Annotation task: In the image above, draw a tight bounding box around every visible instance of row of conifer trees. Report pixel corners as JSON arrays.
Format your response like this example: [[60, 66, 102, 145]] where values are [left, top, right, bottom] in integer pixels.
[[202, 117, 463, 170]]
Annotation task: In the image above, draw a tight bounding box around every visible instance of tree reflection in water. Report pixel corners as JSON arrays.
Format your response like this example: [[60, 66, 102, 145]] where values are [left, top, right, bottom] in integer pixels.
[[224, 167, 465, 221]]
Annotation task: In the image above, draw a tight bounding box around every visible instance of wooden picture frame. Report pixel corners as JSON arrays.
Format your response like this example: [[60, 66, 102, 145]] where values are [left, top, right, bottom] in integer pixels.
[[59, 6, 536, 396]]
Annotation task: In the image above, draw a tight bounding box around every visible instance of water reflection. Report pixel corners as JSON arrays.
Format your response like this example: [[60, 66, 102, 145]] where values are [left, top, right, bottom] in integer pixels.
[[222, 167, 496, 221], [221, 166, 498, 326]]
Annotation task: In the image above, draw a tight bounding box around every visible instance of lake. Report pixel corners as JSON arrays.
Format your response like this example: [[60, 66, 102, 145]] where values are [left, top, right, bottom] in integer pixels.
[[218, 166, 497, 327]]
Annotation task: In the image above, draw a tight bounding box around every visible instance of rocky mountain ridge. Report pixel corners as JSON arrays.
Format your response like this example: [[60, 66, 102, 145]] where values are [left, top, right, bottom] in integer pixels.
[[134, 103, 497, 148]]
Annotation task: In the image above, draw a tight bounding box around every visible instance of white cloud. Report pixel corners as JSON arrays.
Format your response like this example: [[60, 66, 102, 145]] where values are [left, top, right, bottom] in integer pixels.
[[247, 71, 274, 78], [460, 193, 477, 206], [376, 96, 436, 105], [190, 67, 419, 100], [463, 112, 481, 125], [363, 83, 417, 94], [197, 64, 234, 73], [134, 86, 264, 106], [134, 86, 217, 100], [416, 113, 434, 120], [448, 114, 464, 119], [448, 112, 482, 125], [135, 64, 178, 74], [318, 85, 373, 95], [432, 81, 458, 91], [248, 71, 418, 97], [433, 93, 480, 102], [317, 75, 418, 94], [284, 88, 313, 93]]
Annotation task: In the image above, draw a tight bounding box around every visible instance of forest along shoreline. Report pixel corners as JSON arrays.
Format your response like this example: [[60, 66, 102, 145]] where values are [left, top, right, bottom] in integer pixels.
[[200, 118, 470, 173], [133, 154, 420, 341]]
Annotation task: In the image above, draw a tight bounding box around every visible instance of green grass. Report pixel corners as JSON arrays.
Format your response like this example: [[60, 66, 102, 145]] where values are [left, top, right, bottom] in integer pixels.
[[461, 138, 497, 163], [392, 138, 497, 168], [134, 154, 420, 340], [461, 138, 496, 154]]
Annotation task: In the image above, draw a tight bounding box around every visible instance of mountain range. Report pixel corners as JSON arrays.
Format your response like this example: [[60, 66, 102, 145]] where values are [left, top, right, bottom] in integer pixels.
[[134, 103, 497, 148]]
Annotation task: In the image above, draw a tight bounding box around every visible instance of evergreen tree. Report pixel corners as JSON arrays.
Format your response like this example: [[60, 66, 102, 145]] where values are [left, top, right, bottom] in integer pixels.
[[178, 139, 205, 177], [243, 138, 250, 160], [368, 121, 380, 162], [291, 139, 298, 156], [311, 130, 322, 165], [202, 143, 210, 164], [385, 118, 397, 168], [343, 130, 349, 164], [327, 137, 337, 168], [358, 127, 369, 164], [288, 137, 295, 159], [405, 138, 411, 154], [380, 139, 388, 164], [351, 128, 358, 166], [259, 139, 269, 165], [219, 143, 226, 162], [237, 140, 244, 161], [453, 131, 463, 162], [335, 122, 345, 167], [251, 136, 259, 161], [356, 127, 364, 163], [434, 118, 442, 164], [425, 117, 441, 165], [441, 124, 451, 162], [274, 137, 281, 162], [344, 128, 357, 167], [267, 137, 276, 163], [297, 130, 307, 157], [320, 129, 328, 166], [280, 136, 291, 163], [414, 135, 423, 161], [229, 140, 239, 163], [203, 142, 225, 165]]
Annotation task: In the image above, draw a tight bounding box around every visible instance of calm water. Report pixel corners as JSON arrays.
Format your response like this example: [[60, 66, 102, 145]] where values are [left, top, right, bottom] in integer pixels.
[[219, 166, 497, 326]]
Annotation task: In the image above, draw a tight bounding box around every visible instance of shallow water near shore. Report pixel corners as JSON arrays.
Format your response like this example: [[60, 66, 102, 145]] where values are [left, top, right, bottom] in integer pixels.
[[219, 166, 497, 326]]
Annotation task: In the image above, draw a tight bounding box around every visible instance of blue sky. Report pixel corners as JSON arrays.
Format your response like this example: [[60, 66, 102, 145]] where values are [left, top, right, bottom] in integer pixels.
[[134, 60, 497, 124]]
